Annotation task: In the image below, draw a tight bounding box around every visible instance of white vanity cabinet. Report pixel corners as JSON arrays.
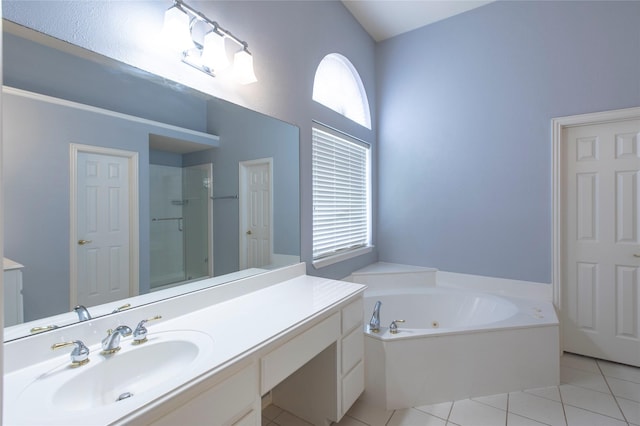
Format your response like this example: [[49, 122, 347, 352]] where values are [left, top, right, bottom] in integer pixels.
[[141, 297, 364, 426], [3, 258, 24, 326], [270, 298, 365, 425], [339, 298, 365, 416]]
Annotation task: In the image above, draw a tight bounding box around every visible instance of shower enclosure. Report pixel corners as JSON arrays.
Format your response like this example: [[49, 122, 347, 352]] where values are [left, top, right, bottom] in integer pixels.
[[150, 163, 213, 290]]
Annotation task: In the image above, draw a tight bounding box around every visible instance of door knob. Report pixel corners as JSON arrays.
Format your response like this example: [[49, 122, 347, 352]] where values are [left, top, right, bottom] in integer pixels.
[[246, 230, 252, 235], [634, 254, 640, 258], [77, 239, 92, 245]]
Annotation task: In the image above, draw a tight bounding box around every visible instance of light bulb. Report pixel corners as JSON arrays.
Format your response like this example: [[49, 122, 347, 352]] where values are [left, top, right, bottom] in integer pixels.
[[233, 49, 257, 84], [201, 31, 230, 72], [162, 5, 194, 52]]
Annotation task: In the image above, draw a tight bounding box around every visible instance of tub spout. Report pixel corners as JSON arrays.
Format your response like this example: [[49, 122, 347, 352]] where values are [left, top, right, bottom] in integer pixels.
[[369, 301, 382, 333]]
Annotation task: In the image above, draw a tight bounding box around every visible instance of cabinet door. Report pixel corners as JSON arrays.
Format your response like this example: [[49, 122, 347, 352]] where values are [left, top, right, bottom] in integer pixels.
[[4, 269, 24, 326], [342, 360, 364, 415], [342, 327, 364, 375]]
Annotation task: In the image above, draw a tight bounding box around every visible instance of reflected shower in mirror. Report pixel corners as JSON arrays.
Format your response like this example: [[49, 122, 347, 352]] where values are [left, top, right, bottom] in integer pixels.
[[2, 21, 300, 341]]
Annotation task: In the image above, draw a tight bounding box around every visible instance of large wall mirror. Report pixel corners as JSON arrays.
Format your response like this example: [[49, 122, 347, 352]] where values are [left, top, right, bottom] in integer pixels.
[[2, 21, 300, 341]]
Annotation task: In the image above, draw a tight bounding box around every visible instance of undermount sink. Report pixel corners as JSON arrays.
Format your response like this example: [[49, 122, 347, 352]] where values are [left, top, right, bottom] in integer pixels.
[[12, 330, 214, 418]]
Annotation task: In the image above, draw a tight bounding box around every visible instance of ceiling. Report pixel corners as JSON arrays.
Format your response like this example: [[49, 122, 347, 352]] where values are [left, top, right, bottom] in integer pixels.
[[342, 0, 495, 42]]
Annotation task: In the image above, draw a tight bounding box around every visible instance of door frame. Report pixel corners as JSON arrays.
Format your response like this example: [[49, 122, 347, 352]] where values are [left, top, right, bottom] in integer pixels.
[[552, 107, 640, 334], [238, 157, 274, 269], [183, 162, 214, 279], [69, 143, 140, 309]]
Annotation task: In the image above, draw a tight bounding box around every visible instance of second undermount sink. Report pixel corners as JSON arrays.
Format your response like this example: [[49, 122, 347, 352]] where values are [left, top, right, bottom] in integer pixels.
[[17, 330, 214, 414]]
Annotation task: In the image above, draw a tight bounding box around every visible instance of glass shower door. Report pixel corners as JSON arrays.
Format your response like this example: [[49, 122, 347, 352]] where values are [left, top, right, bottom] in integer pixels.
[[149, 162, 212, 290], [182, 163, 213, 281]]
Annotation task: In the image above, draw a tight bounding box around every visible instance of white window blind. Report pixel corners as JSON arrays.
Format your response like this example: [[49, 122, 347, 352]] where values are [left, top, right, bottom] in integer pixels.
[[312, 125, 370, 260]]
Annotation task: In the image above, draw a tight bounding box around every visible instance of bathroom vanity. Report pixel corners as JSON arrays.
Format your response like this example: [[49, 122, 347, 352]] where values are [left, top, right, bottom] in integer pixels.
[[3, 258, 24, 327], [3, 263, 365, 426]]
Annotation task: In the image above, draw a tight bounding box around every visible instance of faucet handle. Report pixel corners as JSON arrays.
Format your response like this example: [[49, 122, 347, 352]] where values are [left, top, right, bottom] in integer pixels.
[[31, 324, 59, 334], [52, 340, 90, 367], [111, 303, 132, 314], [133, 315, 162, 345], [389, 319, 406, 334]]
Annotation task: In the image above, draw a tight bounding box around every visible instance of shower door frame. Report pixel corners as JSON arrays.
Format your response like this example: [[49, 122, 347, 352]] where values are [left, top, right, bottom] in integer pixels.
[[183, 163, 214, 281], [149, 162, 214, 290]]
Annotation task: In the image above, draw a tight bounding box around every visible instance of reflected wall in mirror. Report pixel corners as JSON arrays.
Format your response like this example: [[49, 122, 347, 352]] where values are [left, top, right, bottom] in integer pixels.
[[2, 21, 300, 341]]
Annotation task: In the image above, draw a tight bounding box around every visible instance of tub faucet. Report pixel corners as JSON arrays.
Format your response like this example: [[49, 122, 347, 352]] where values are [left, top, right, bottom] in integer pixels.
[[74, 305, 92, 322], [101, 325, 132, 354], [369, 301, 382, 333]]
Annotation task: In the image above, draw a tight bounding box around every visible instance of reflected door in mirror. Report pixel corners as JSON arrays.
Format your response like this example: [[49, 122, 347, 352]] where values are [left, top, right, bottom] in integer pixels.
[[240, 159, 273, 269], [74, 148, 135, 307]]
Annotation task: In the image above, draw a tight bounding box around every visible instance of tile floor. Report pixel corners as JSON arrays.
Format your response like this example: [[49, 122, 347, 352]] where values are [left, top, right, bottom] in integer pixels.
[[262, 353, 640, 426]]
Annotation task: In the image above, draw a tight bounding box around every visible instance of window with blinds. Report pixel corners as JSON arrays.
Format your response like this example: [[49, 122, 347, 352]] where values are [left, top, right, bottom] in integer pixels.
[[312, 125, 371, 261]]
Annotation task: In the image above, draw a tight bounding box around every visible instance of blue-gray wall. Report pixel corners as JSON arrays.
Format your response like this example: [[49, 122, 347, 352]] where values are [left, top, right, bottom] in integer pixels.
[[3, 91, 156, 320], [376, 1, 640, 283], [3, 1, 379, 282], [204, 98, 300, 276]]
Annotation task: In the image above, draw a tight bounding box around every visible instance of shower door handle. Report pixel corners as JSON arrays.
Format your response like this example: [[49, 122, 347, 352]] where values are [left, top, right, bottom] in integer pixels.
[[77, 239, 92, 246]]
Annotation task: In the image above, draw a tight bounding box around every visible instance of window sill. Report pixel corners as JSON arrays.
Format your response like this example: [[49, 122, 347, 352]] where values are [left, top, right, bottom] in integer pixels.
[[312, 245, 374, 269]]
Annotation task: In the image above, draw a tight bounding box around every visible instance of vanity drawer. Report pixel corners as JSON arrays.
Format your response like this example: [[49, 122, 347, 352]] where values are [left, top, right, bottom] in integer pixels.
[[261, 312, 340, 394], [342, 360, 364, 416], [342, 298, 363, 334], [341, 326, 364, 374]]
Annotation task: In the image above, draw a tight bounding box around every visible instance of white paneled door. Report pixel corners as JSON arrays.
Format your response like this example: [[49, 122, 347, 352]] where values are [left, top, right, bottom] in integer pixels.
[[239, 159, 273, 269], [563, 119, 640, 366], [72, 145, 138, 308]]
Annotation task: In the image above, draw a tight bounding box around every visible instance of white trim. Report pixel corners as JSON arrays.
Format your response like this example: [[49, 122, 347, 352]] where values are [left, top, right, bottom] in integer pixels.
[[2, 86, 219, 146], [183, 163, 214, 279], [312, 245, 374, 269], [552, 106, 640, 311], [238, 158, 274, 269], [69, 144, 140, 309]]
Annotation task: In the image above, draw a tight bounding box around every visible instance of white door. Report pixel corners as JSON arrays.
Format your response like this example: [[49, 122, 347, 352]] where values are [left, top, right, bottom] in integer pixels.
[[562, 119, 640, 366], [239, 159, 273, 269], [72, 145, 138, 308]]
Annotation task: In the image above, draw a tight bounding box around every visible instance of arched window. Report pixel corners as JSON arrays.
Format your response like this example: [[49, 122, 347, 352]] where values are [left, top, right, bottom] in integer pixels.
[[312, 54, 371, 129]]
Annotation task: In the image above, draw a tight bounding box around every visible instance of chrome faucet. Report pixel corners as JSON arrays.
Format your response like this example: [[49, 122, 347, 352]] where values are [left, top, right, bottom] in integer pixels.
[[101, 325, 132, 354], [389, 319, 405, 334], [369, 301, 382, 333], [74, 305, 92, 322], [51, 340, 90, 367], [132, 315, 162, 345]]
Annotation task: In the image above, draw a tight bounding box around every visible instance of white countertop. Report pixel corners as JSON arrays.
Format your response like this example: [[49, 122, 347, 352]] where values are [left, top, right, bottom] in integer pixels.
[[4, 268, 365, 425], [3, 257, 24, 271], [4, 268, 266, 342]]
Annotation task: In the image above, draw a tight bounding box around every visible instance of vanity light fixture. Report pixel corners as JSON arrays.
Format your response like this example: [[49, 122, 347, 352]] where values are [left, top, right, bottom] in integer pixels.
[[162, 0, 257, 84]]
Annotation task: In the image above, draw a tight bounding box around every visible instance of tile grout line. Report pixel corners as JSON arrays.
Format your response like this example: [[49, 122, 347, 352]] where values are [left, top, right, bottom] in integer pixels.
[[596, 359, 631, 425], [504, 393, 509, 426], [557, 385, 569, 426], [383, 408, 396, 426], [446, 400, 454, 423]]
